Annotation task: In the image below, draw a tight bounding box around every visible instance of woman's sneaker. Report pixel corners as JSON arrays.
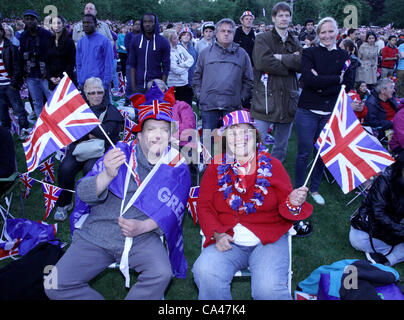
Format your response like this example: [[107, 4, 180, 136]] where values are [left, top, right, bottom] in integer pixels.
[[311, 192, 325, 205]]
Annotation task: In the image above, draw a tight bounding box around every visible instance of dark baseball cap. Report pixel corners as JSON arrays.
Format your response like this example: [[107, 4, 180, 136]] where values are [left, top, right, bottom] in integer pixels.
[[23, 10, 39, 20]]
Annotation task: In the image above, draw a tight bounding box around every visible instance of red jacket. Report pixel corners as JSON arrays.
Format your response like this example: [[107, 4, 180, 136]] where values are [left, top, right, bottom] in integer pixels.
[[197, 153, 313, 248]]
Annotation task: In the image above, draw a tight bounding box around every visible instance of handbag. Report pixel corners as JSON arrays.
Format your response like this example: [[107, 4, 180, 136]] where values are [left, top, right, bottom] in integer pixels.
[[72, 109, 107, 162]]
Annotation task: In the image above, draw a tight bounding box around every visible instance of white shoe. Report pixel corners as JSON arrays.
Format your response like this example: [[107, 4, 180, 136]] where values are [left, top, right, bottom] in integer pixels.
[[311, 192, 325, 205]]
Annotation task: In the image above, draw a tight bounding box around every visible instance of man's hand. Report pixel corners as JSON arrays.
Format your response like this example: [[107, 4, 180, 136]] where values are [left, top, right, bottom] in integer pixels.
[[118, 217, 158, 238], [103, 148, 126, 179], [213, 232, 234, 252]]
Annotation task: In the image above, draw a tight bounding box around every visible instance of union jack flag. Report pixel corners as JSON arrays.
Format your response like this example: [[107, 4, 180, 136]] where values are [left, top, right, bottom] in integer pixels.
[[123, 117, 137, 142], [19, 173, 35, 199], [42, 182, 62, 220], [23, 74, 101, 172], [38, 157, 55, 184], [316, 87, 395, 194], [8, 108, 21, 135], [118, 71, 126, 95], [187, 186, 199, 225]]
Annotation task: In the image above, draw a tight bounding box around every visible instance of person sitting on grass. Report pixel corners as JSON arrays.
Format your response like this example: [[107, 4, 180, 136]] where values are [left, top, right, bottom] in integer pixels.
[[349, 151, 404, 266]]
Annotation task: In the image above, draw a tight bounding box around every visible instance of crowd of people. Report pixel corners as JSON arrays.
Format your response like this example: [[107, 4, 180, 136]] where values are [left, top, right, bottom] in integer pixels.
[[1, 0, 404, 300]]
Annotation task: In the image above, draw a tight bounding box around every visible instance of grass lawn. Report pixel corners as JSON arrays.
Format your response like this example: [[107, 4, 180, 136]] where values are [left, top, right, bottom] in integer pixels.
[[1, 100, 402, 301]]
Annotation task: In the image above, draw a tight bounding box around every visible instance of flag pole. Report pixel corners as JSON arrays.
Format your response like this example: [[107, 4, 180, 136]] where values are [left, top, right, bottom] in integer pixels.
[[302, 85, 345, 188]]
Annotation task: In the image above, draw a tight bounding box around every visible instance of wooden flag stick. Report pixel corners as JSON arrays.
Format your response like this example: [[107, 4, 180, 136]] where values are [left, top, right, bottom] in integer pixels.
[[302, 85, 345, 188]]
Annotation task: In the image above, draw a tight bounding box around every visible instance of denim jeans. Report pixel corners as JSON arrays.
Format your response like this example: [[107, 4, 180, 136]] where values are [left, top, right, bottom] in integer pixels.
[[349, 226, 404, 266], [112, 59, 119, 91], [0, 84, 29, 129], [192, 234, 291, 300], [254, 119, 293, 162], [25, 77, 51, 117], [294, 108, 331, 192]]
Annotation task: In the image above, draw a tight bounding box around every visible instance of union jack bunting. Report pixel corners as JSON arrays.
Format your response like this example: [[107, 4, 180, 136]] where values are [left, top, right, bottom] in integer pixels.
[[315, 87, 395, 194], [19, 173, 35, 199], [187, 186, 199, 225], [38, 157, 55, 184], [42, 182, 62, 220], [23, 74, 100, 172]]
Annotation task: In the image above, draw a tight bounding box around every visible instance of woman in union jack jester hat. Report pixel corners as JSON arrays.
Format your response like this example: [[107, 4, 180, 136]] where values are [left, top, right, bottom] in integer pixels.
[[192, 109, 313, 300]]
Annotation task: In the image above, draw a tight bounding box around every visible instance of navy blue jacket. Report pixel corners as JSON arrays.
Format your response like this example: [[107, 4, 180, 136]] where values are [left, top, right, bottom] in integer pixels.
[[128, 13, 170, 90]]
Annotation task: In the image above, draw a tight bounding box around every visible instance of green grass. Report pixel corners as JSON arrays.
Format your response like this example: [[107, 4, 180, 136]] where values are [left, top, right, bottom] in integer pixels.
[[2, 108, 403, 300]]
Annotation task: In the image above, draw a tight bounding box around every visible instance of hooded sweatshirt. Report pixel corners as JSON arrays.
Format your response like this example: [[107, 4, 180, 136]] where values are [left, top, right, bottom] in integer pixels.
[[128, 13, 171, 90]]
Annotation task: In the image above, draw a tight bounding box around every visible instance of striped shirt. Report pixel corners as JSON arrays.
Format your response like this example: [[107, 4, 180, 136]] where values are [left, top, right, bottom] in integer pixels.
[[0, 41, 11, 86]]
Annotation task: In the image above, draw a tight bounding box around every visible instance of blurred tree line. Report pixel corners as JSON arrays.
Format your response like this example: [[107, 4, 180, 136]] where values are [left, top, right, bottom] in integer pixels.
[[0, 0, 402, 28]]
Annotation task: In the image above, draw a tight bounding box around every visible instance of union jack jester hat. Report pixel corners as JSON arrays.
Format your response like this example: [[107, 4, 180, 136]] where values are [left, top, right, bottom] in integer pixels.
[[129, 81, 176, 133]]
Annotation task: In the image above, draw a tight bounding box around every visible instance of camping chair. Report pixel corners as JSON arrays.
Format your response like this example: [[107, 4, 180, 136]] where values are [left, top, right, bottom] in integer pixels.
[[198, 225, 296, 295]]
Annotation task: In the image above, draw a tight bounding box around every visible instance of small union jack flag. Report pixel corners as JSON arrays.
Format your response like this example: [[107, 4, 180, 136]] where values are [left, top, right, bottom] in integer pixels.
[[118, 71, 126, 95], [38, 157, 55, 184], [316, 87, 395, 194], [23, 73, 100, 173], [8, 108, 21, 136], [187, 186, 199, 225], [42, 182, 62, 220], [123, 117, 137, 142], [19, 173, 35, 199]]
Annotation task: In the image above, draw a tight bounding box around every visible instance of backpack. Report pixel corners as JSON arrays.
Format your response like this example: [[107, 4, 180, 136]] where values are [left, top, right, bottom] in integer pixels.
[[0, 240, 64, 300]]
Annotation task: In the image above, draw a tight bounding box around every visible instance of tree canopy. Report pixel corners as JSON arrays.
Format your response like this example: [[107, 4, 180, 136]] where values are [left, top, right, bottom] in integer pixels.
[[0, 0, 402, 28]]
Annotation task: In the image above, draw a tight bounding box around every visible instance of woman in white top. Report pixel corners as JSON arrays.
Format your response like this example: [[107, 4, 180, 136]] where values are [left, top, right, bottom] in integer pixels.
[[163, 29, 194, 106]]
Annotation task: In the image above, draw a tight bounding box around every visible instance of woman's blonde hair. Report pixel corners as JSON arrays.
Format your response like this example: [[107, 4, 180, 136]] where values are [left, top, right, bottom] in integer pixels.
[[162, 28, 178, 46], [316, 17, 338, 36]]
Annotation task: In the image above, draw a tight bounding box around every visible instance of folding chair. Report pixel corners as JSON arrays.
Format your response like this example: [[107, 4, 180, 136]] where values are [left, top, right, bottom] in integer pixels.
[[199, 227, 296, 295]]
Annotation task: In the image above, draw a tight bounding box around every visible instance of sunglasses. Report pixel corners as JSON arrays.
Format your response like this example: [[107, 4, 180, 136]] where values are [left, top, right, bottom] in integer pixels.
[[86, 91, 104, 96]]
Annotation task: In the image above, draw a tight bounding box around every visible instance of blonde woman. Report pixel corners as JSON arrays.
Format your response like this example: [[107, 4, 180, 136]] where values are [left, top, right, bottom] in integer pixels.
[[163, 28, 194, 106], [294, 17, 355, 206]]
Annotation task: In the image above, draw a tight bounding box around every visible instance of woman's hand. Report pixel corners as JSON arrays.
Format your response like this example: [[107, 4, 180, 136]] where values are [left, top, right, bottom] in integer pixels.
[[351, 100, 364, 112], [214, 232, 234, 252], [118, 217, 158, 238], [288, 186, 309, 207]]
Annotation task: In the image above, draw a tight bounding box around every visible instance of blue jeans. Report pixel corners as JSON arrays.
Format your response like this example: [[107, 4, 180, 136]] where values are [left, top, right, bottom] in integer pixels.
[[125, 65, 132, 99], [192, 234, 291, 300], [0, 85, 29, 129], [254, 119, 293, 162], [294, 108, 331, 192], [112, 59, 119, 91], [26, 77, 51, 117]]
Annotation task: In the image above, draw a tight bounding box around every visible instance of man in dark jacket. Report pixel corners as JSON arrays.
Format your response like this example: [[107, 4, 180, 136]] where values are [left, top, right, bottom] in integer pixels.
[[0, 23, 29, 134], [250, 2, 302, 163], [363, 78, 397, 140], [129, 13, 170, 94], [234, 11, 256, 66], [19, 9, 53, 118]]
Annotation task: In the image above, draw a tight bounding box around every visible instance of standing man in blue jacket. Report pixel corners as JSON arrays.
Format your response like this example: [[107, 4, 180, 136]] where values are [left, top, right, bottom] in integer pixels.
[[129, 13, 170, 94], [76, 14, 113, 101]]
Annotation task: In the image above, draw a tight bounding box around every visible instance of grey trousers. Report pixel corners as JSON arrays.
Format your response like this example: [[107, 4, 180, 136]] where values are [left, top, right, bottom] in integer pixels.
[[254, 119, 293, 163], [45, 234, 172, 300], [349, 226, 404, 266]]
